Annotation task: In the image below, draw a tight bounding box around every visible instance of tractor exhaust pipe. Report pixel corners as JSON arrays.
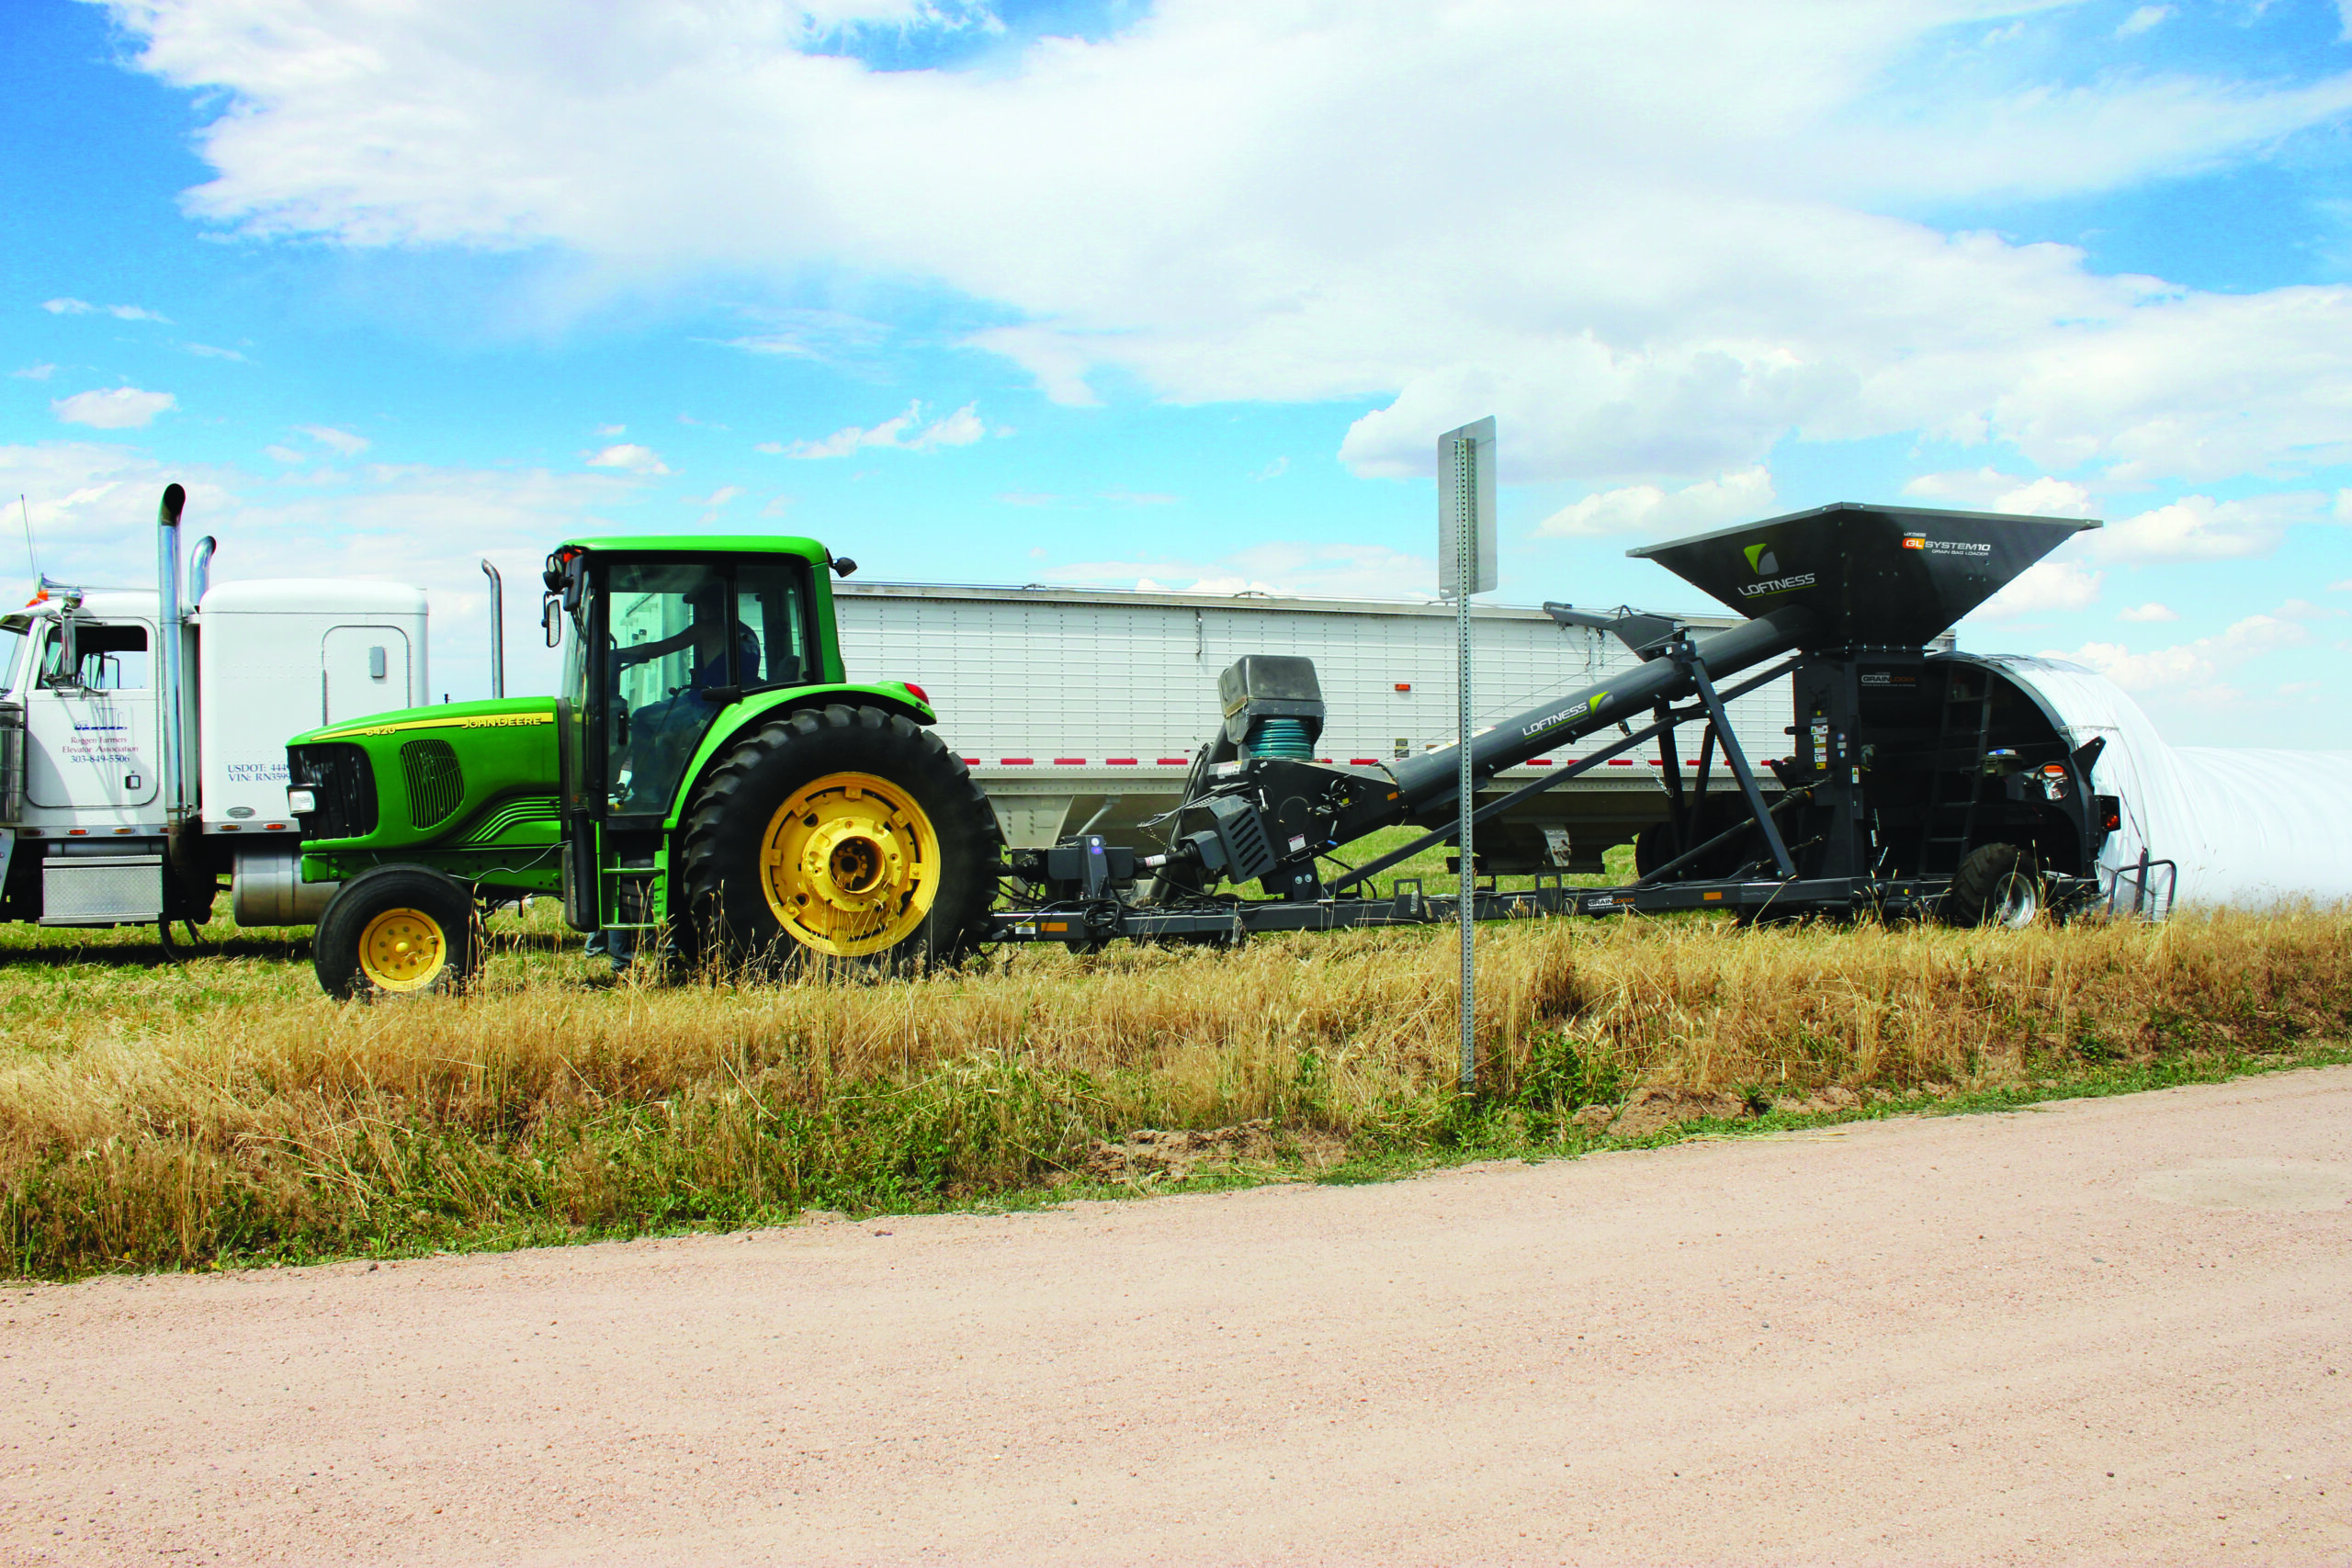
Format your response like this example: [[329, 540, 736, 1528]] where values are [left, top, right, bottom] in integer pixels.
[[481, 558, 505, 699]]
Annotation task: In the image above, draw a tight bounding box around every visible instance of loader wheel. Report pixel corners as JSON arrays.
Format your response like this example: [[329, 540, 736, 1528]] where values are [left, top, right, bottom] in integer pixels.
[[312, 864, 481, 999], [679, 705, 1001, 974], [1941, 842, 2041, 930]]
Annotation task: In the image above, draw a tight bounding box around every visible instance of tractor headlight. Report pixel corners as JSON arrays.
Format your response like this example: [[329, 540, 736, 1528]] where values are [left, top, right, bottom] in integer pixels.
[[286, 787, 317, 816]]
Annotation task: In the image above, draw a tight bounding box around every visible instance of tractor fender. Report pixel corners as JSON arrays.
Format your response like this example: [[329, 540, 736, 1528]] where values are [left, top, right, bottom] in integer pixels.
[[663, 682, 939, 830]]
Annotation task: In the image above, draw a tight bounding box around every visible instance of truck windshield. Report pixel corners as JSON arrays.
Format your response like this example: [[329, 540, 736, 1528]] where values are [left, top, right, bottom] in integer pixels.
[[603, 558, 809, 816], [0, 621, 25, 695]]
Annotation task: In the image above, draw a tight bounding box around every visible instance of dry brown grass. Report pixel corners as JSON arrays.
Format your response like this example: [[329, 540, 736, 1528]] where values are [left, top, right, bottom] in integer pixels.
[[3, 904, 2346, 1277]]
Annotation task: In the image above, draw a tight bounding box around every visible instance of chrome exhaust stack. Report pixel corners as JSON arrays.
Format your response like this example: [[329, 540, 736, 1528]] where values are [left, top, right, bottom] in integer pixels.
[[156, 484, 189, 832]]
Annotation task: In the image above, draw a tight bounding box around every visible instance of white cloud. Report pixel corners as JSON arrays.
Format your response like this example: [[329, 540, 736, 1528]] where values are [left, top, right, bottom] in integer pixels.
[[1253, 457, 1288, 481], [585, 443, 670, 474], [52, 387, 176, 430], [297, 424, 369, 457], [1050, 540, 1433, 600], [11, 364, 56, 380], [263, 444, 305, 464], [100, 1, 2352, 491], [688, 486, 741, 507], [1536, 467, 1774, 538], [2049, 610, 2311, 693], [2117, 602, 2177, 623], [184, 342, 247, 361], [777, 400, 987, 459], [1900, 468, 2097, 517], [1098, 489, 1176, 506], [709, 307, 888, 363], [40, 298, 170, 322], [2090, 492, 2335, 563], [595, 423, 626, 436], [2115, 6, 2173, 38], [1970, 558, 2101, 620]]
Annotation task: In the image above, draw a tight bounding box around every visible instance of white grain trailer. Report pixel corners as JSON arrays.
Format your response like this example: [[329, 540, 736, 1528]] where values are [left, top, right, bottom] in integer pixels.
[[833, 582, 1923, 871]]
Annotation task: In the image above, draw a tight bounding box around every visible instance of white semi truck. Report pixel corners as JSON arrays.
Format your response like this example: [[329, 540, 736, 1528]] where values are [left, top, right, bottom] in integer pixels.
[[0, 485, 428, 935]]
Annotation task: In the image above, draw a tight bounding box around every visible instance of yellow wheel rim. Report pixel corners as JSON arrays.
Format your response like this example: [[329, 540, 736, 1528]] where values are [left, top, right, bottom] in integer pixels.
[[356, 906, 449, 992], [760, 771, 941, 958]]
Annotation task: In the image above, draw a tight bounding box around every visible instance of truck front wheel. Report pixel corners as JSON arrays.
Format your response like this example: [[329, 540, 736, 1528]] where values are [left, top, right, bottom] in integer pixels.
[[313, 864, 481, 999], [679, 705, 1000, 974]]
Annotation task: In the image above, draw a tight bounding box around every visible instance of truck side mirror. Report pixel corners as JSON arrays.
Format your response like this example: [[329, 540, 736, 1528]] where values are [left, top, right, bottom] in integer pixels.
[[40, 617, 80, 690], [543, 595, 563, 649]]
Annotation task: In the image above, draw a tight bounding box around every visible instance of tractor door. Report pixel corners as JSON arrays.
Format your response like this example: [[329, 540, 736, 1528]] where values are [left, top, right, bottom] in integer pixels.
[[590, 555, 814, 826]]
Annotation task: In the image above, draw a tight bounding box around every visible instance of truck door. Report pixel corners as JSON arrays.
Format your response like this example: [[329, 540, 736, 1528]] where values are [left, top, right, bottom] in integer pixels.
[[322, 626, 413, 725], [24, 620, 161, 813]]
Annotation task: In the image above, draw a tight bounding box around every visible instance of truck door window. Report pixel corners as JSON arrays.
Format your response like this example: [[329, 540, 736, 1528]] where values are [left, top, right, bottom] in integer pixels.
[[40, 623, 149, 690], [0, 619, 27, 695]]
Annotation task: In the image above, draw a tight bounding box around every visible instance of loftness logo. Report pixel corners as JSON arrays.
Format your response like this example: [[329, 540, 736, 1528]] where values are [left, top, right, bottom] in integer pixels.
[[1736, 537, 1815, 596]]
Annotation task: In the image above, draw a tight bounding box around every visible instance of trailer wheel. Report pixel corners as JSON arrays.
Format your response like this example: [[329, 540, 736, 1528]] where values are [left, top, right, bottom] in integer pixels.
[[312, 864, 481, 999], [678, 705, 1001, 974], [1942, 843, 2042, 929]]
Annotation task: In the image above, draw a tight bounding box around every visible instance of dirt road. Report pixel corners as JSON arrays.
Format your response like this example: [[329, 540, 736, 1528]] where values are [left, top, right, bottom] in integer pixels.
[[7, 1067, 2351, 1565]]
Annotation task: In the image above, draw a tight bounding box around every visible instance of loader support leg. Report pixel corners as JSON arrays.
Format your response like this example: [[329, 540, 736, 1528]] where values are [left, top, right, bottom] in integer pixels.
[[1681, 648, 1796, 881]]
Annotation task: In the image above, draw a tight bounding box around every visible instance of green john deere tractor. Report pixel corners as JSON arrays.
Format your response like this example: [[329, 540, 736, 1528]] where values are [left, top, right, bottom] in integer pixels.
[[285, 536, 1002, 998]]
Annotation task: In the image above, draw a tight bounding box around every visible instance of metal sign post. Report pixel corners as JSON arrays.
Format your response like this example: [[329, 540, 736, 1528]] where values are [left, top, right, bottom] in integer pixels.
[[1438, 416, 1496, 1095]]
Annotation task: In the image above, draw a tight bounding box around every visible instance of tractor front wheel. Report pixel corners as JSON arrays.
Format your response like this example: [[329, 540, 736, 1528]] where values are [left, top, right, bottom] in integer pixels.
[[678, 705, 1001, 974], [313, 864, 481, 999]]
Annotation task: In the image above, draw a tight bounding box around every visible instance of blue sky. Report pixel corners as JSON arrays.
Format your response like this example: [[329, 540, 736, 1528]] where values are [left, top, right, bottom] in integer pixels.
[[4, 0, 2349, 742]]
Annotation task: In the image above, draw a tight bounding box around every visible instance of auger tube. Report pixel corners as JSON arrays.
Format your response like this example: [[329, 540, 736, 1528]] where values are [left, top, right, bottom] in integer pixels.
[[1384, 604, 1818, 818]]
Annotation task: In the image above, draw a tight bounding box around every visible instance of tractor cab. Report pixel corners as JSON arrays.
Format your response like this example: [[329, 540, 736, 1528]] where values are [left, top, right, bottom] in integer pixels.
[[543, 542, 826, 828]]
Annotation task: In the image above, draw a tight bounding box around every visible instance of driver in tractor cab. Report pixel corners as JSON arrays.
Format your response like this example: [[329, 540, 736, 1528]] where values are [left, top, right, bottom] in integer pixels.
[[609, 581, 761, 817]]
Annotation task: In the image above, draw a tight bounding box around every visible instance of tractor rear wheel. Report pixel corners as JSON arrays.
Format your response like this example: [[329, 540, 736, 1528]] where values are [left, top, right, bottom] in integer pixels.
[[678, 705, 1001, 974], [312, 863, 481, 999], [1942, 842, 2041, 929]]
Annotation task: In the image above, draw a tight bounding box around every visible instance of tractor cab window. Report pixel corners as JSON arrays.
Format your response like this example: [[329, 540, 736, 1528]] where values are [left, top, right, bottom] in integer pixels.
[[39, 621, 149, 690], [602, 557, 811, 818]]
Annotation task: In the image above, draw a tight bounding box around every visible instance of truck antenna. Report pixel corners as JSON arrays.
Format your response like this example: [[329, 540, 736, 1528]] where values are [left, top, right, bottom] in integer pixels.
[[17, 494, 38, 582]]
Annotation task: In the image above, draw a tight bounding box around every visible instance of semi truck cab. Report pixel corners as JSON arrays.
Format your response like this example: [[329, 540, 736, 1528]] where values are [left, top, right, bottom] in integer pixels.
[[0, 564, 430, 932]]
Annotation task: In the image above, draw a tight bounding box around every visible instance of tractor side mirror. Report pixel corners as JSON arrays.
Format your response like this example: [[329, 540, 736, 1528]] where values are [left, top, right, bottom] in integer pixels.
[[542, 595, 563, 649]]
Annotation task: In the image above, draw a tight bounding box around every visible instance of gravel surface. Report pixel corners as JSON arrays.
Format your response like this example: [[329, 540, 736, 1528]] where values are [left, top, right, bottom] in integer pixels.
[[6, 1066, 2350, 1565]]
